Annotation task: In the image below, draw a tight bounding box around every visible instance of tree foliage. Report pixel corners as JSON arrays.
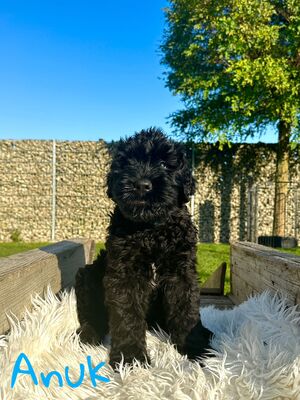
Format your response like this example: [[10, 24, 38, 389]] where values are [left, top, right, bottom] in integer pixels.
[[161, 0, 300, 145]]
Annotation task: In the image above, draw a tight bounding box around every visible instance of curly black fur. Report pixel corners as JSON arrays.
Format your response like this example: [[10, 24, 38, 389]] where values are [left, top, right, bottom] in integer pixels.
[[75, 128, 212, 368]]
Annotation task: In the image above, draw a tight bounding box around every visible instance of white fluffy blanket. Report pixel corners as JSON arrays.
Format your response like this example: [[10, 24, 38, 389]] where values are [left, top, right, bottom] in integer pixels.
[[1, 289, 300, 400]]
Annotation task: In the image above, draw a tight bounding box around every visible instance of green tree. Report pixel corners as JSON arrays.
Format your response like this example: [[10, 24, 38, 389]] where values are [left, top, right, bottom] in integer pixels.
[[161, 0, 300, 237]]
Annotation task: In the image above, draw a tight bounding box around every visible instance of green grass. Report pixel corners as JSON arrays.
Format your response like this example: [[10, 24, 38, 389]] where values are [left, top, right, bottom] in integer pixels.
[[196, 244, 300, 293], [0, 242, 50, 257], [95, 242, 106, 256], [276, 247, 300, 256], [0, 242, 298, 296], [197, 243, 231, 293], [0, 242, 107, 258]]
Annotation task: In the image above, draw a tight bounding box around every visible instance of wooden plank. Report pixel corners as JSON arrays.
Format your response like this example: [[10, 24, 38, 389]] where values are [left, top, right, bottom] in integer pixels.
[[230, 271, 260, 304], [0, 238, 95, 334], [232, 252, 300, 295], [200, 295, 234, 309], [201, 262, 227, 295], [232, 249, 300, 287], [231, 241, 300, 305]]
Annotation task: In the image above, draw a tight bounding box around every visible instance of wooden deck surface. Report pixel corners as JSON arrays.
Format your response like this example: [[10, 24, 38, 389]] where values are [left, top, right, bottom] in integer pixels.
[[200, 295, 235, 309]]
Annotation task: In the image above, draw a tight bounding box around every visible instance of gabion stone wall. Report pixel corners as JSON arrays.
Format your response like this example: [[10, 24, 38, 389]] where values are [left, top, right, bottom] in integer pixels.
[[0, 140, 113, 242], [192, 143, 300, 243], [0, 140, 53, 241], [0, 139, 299, 243], [54, 141, 113, 241]]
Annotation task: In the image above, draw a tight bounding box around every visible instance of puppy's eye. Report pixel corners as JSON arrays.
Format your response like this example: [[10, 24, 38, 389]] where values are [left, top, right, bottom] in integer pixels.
[[159, 161, 168, 169]]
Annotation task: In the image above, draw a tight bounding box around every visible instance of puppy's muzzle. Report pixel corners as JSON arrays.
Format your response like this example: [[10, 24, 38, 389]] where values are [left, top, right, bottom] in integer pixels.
[[135, 178, 152, 195]]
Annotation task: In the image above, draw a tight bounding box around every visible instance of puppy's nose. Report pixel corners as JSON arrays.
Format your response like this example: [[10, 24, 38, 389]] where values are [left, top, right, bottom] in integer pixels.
[[136, 179, 152, 193]]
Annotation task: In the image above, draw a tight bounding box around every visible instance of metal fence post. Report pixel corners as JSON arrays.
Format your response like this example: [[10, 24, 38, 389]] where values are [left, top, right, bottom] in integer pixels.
[[247, 184, 252, 242], [253, 184, 258, 243], [51, 140, 56, 241], [295, 188, 300, 240], [190, 143, 195, 222], [247, 184, 258, 243]]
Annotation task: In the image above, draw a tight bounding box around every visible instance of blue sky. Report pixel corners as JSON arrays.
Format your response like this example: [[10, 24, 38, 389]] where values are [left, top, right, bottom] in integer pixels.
[[0, 1, 277, 142]]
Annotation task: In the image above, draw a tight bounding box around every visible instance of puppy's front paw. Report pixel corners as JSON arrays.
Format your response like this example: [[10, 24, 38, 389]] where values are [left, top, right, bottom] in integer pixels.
[[109, 350, 150, 370], [183, 320, 213, 360], [77, 323, 101, 345]]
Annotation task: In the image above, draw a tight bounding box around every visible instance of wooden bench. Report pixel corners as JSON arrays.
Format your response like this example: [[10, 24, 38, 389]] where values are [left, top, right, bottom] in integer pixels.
[[230, 241, 300, 305], [0, 238, 95, 334], [3, 239, 298, 334]]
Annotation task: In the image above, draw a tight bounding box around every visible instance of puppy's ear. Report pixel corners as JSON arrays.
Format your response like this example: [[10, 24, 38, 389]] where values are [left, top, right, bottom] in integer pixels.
[[176, 144, 195, 205]]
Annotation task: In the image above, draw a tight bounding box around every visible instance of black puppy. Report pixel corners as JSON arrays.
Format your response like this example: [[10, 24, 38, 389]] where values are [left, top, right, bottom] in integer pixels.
[[75, 128, 212, 368]]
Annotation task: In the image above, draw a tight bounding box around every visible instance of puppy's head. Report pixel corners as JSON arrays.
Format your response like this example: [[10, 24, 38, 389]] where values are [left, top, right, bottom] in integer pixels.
[[107, 127, 195, 223]]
